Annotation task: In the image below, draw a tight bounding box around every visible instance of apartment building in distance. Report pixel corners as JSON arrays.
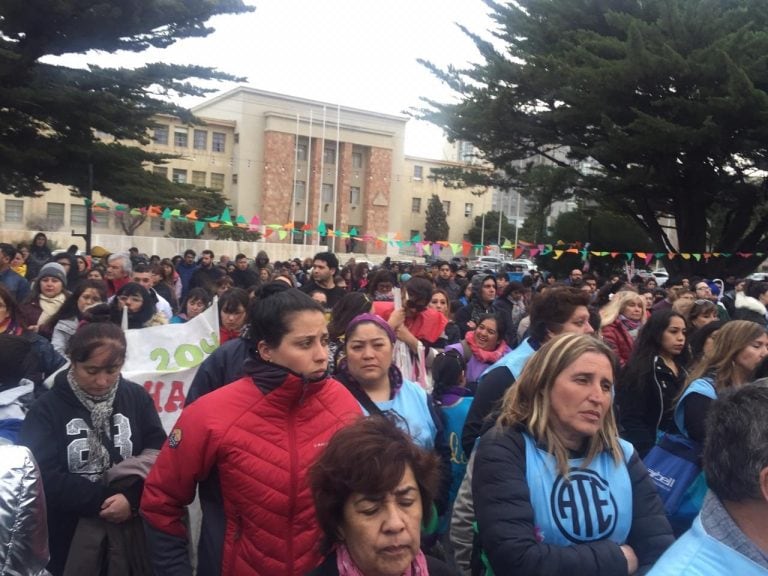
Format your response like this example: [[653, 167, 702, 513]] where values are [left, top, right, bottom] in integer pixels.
[[402, 155, 494, 245]]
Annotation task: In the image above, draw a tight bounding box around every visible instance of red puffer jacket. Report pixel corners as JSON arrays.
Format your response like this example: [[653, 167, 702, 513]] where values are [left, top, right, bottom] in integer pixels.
[[141, 364, 362, 576], [601, 319, 636, 367]]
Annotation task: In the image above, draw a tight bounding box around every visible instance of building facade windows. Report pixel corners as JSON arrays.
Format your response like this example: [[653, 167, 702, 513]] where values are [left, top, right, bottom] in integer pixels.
[[47, 202, 65, 228], [153, 166, 167, 178], [411, 197, 421, 213], [173, 130, 188, 148], [349, 186, 361, 205], [323, 146, 336, 165], [172, 169, 187, 184], [4, 199, 23, 223], [70, 205, 87, 227], [192, 171, 206, 187], [294, 181, 306, 201], [296, 143, 308, 162], [351, 151, 363, 169], [93, 211, 110, 229], [210, 173, 225, 189], [193, 130, 207, 150], [442, 200, 451, 216], [413, 165, 423, 180], [464, 203, 473, 217], [153, 125, 169, 145], [150, 217, 166, 231], [322, 184, 334, 203], [232, 174, 238, 184], [212, 132, 226, 153]]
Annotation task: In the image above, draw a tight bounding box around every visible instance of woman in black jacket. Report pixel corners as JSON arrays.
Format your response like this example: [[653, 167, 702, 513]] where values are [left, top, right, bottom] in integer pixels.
[[473, 333, 673, 576], [616, 310, 690, 457], [18, 322, 166, 575]]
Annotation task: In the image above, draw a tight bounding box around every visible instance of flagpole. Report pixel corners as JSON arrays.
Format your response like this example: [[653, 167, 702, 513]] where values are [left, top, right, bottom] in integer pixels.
[[303, 109, 313, 246], [331, 104, 341, 253], [291, 113, 300, 244]]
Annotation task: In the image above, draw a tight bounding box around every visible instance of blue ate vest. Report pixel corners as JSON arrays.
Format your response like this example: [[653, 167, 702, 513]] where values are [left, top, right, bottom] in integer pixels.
[[479, 337, 537, 383], [362, 379, 437, 450], [523, 432, 635, 546], [440, 396, 474, 504], [674, 377, 717, 438], [648, 515, 768, 575]]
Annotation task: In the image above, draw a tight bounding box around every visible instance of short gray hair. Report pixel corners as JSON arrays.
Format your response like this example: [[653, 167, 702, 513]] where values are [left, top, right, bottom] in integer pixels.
[[108, 252, 132, 275], [704, 381, 768, 502]]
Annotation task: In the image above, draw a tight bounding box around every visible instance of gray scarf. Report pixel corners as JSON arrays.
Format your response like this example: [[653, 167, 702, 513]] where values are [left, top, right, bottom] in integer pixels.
[[67, 369, 119, 479]]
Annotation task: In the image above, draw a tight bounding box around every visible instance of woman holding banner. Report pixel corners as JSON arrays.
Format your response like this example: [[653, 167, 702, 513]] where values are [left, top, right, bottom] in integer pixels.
[[19, 322, 166, 575], [141, 288, 362, 576]]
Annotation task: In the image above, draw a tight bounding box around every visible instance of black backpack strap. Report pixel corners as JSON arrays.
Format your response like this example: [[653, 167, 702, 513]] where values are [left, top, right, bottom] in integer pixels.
[[344, 384, 384, 416]]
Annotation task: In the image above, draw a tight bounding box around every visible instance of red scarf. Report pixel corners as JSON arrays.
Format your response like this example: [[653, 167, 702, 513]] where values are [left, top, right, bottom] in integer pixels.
[[465, 330, 510, 364], [219, 326, 241, 345]]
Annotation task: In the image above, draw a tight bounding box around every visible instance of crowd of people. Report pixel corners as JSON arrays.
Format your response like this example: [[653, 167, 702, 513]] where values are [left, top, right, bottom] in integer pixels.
[[0, 232, 767, 575]]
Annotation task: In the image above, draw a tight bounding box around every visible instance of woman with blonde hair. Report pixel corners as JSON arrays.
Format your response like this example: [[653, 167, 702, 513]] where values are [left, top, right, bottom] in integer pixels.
[[473, 333, 673, 575], [675, 320, 768, 444], [600, 290, 646, 366]]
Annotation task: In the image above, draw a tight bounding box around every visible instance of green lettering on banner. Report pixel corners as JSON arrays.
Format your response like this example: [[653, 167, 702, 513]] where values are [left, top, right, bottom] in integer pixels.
[[199, 332, 219, 354], [150, 348, 171, 371], [151, 334, 219, 371], [175, 344, 203, 368]]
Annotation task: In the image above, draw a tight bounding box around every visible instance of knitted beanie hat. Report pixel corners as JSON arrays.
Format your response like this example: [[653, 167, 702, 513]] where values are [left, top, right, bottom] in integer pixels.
[[37, 262, 67, 287]]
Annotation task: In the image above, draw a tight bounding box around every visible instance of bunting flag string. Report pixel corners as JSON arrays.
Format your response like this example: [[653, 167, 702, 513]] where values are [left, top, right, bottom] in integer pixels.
[[80, 200, 767, 261]]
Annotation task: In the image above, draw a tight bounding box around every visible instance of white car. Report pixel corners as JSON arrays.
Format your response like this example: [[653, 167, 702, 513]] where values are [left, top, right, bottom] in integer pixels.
[[503, 259, 536, 272], [471, 256, 504, 271]]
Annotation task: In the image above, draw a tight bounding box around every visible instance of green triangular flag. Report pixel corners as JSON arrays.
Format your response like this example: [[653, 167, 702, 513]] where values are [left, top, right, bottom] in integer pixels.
[[236, 215, 247, 224], [318, 221, 327, 237], [350, 227, 359, 237], [161, 208, 172, 219], [220, 207, 231, 223], [194, 222, 205, 235]]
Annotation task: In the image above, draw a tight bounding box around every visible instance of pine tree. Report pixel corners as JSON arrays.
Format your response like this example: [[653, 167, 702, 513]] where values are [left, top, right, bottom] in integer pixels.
[[0, 0, 251, 205], [420, 0, 768, 276], [424, 194, 450, 242], [466, 211, 516, 246]]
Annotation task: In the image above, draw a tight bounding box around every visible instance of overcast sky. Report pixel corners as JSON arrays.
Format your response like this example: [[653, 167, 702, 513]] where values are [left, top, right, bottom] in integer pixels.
[[48, 0, 497, 158]]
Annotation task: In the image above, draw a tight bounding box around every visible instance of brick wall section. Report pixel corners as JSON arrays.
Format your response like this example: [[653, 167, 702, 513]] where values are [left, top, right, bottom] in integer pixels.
[[364, 146, 392, 254], [261, 131, 296, 226], [336, 142, 352, 234], [308, 138, 323, 243], [259, 133, 391, 253]]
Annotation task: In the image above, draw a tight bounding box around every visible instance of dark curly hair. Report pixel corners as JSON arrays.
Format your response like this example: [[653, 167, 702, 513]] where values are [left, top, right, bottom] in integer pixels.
[[309, 415, 441, 554]]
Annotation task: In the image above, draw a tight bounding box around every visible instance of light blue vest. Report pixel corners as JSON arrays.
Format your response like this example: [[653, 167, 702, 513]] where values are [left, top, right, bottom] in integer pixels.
[[362, 379, 437, 450], [674, 378, 717, 438], [523, 432, 635, 546], [648, 515, 768, 575], [479, 337, 537, 383], [440, 396, 474, 504]]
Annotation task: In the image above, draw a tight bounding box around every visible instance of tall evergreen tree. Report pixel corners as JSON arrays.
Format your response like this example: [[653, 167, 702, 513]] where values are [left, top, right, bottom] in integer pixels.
[[424, 194, 450, 242], [420, 0, 768, 275], [0, 0, 251, 205]]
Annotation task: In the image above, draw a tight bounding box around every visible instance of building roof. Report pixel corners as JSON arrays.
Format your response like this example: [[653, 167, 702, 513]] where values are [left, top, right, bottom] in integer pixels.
[[192, 86, 409, 124]]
